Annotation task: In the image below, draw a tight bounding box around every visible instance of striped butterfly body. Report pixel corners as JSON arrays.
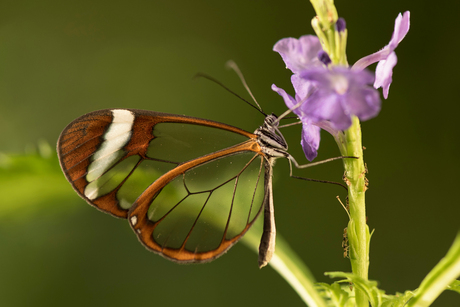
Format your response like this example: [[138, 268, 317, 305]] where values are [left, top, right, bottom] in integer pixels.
[[58, 108, 289, 268]]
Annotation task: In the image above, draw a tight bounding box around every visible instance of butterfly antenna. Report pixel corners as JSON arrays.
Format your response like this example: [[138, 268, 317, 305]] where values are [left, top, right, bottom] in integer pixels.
[[194, 73, 264, 115], [226, 60, 267, 116]]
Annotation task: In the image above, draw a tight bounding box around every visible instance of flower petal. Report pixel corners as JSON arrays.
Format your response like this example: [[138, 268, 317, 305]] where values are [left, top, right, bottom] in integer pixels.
[[301, 122, 321, 161], [345, 87, 381, 120], [291, 74, 315, 102], [314, 120, 341, 139], [374, 52, 398, 99], [305, 91, 353, 130], [271, 84, 299, 115], [389, 11, 410, 50], [273, 35, 322, 74], [352, 11, 410, 71]]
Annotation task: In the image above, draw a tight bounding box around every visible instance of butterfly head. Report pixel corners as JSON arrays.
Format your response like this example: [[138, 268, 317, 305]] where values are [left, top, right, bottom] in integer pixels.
[[254, 114, 289, 158], [263, 113, 279, 129]]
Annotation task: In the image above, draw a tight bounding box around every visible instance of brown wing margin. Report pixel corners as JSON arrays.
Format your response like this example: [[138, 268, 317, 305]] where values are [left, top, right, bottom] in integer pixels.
[[128, 139, 269, 263], [56, 110, 126, 214], [57, 108, 257, 218]]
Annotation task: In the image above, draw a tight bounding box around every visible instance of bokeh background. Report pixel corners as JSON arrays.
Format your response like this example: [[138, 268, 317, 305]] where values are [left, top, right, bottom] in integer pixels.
[[1, 0, 459, 306]]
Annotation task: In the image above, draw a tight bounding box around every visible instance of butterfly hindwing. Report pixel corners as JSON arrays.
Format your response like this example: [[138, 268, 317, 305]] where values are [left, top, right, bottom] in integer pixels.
[[129, 141, 269, 262]]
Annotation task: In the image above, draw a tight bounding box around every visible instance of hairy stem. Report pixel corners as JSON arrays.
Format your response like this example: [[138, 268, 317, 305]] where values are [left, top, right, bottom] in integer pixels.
[[343, 116, 370, 307]]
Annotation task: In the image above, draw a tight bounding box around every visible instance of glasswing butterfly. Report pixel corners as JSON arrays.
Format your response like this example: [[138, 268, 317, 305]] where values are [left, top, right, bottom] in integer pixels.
[[57, 70, 349, 268], [58, 107, 291, 268]]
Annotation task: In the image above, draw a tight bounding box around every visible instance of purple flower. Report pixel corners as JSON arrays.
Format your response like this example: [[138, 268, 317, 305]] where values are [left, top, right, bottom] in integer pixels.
[[352, 11, 410, 98], [273, 36, 380, 159], [299, 67, 381, 130], [273, 35, 323, 74], [272, 66, 380, 160]]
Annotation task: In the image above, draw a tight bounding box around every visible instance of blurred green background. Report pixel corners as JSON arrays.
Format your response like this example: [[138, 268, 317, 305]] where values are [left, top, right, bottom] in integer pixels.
[[1, 0, 459, 306]]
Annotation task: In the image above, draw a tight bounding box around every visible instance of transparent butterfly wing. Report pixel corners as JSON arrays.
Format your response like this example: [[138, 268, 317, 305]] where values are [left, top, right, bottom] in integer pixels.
[[57, 109, 254, 218], [129, 141, 270, 262]]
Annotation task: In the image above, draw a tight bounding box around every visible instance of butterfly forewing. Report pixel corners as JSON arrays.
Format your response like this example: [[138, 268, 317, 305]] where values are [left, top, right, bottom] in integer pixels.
[[147, 122, 249, 162], [57, 109, 255, 218]]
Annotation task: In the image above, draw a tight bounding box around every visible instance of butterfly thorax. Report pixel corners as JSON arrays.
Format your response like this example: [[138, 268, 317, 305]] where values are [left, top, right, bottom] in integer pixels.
[[254, 114, 289, 159]]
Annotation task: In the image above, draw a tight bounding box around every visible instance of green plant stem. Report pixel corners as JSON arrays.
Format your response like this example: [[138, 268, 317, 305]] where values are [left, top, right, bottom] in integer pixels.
[[342, 116, 370, 307], [407, 232, 460, 307]]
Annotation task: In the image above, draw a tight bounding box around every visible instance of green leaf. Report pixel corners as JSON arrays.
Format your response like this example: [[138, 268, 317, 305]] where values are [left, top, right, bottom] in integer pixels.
[[381, 291, 414, 307], [407, 232, 460, 307], [316, 282, 354, 307], [325, 272, 384, 307], [0, 152, 76, 220]]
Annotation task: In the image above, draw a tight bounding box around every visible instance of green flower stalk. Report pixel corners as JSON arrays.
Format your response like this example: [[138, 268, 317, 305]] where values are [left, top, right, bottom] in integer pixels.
[[342, 117, 370, 307]]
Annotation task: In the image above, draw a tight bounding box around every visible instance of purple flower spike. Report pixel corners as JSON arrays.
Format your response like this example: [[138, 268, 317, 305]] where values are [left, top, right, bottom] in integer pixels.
[[300, 67, 381, 130], [352, 11, 410, 98], [272, 12, 409, 161], [273, 35, 323, 74]]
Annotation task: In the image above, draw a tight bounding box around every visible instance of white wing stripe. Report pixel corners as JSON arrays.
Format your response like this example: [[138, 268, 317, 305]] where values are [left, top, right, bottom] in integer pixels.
[[84, 109, 135, 199]]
